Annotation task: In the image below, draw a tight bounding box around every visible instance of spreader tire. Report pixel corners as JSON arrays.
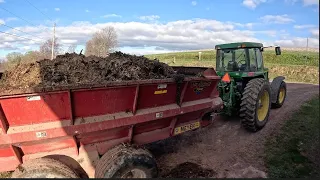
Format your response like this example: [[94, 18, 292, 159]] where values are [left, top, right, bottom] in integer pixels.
[[11, 157, 79, 178], [95, 144, 158, 178], [271, 81, 287, 108], [240, 78, 271, 132]]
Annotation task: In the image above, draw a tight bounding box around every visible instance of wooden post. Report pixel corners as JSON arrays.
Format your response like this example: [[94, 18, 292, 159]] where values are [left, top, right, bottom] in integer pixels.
[[199, 52, 202, 61]]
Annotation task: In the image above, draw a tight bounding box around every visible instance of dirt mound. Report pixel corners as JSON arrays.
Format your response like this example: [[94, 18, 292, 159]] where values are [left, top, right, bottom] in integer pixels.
[[0, 52, 176, 94]]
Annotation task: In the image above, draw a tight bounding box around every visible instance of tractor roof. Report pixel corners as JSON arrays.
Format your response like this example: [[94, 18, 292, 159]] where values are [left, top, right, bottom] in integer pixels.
[[215, 42, 263, 49]]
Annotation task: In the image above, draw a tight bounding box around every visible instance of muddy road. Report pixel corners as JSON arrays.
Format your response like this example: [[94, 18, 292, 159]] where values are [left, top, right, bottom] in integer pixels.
[[147, 83, 319, 178]]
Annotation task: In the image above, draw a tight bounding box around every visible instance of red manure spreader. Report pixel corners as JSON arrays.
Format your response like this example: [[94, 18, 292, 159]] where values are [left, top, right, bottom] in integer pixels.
[[0, 67, 223, 178]]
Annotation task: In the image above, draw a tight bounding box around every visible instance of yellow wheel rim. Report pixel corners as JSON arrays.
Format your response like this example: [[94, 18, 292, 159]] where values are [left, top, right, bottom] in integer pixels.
[[278, 87, 285, 104], [257, 90, 270, 121]]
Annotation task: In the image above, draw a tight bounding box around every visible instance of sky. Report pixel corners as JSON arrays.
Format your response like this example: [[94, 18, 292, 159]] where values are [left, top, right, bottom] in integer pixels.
[[0, 0, 319, 59]]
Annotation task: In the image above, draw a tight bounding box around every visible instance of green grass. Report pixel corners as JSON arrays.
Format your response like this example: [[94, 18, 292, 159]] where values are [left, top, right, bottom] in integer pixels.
[[264, 97, 320, 178], [267, 64, 319, 84], [146, 50, 319, 67], [145, 50, 319, 84]]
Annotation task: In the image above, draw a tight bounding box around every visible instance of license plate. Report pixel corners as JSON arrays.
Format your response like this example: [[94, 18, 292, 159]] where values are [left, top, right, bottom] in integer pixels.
[[174, 121, 200, 135]]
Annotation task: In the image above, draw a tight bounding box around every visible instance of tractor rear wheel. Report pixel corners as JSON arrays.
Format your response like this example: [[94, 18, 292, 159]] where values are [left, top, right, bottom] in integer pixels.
[[240, 78, 271, 132]]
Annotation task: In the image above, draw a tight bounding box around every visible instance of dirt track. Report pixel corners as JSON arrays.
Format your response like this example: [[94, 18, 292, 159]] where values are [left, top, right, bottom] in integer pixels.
[[147, 82, 319, 178]]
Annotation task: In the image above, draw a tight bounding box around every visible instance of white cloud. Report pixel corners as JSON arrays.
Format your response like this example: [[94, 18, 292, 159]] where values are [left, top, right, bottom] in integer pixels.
[[60, 39, 78, 44], [303, 0, 319, 6], [230, 22, 255, 29], [54, 8, 60, 11], [0, 42, 17, 50], [285, 0, 319, 6], [275, 37, 319, 48], [0, 19, 5, 25], [285, 0, 298, 5], [139, 15, 160, 21], [191, 1, 197, 6], [0, 0, 5, 3], [85, 9, 90, 13], [310, 29, 319, 38], [22, 46, 31, 51], [101, 14, 122, 18], [294, 24, 317, 29], [119, 46, 172, 55], [242, 0, 267, 9], [260, 14, 295, 24], [0, 18, 318, 54], [5, 17, 18, 22]]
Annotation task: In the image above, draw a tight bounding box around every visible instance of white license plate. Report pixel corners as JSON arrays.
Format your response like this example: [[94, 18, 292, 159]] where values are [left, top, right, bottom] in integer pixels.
[[174, 121, 200, 135]]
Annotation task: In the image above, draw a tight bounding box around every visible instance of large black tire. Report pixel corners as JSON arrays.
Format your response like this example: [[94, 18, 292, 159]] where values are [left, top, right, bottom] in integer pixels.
[[272, 81, 287, 108], [95, 144, 158, 178], [240, 78, 271, 132], [11, 157, 79, 178]]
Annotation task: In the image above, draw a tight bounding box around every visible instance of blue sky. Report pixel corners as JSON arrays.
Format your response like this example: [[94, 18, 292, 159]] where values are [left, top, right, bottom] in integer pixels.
[[0, 0, 319, 59]]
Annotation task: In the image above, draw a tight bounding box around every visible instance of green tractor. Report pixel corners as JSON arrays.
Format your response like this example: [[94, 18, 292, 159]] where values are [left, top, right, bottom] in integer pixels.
[[215, 42, 287, 132]]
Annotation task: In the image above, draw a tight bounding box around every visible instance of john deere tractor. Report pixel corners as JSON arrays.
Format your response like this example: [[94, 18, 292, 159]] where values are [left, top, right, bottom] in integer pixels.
[[215, 42, 286, 132]]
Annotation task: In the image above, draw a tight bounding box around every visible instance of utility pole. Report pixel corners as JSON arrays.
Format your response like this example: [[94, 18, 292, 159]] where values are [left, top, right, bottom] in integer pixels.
[[306, 37, 309, 61], [51, 23, 56, 60]]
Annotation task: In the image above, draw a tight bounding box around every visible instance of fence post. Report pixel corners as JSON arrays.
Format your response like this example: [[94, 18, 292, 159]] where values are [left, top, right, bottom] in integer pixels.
[[199, 52, 202, 61]]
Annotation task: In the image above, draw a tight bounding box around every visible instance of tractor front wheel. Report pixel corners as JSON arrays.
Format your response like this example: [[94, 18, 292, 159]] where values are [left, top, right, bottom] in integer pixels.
[[240, 78, 271, 132], [272, 81, 287, 108]]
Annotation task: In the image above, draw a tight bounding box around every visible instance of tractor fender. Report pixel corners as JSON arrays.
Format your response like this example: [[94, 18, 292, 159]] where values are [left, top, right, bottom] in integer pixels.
[[270, 76, 285, 103]]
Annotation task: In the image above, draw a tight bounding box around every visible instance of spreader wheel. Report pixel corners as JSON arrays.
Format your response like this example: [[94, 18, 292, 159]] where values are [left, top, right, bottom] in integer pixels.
[[11, 157, 79, 178], [240, 78, 271, 132], [95, 144, 158, 178]]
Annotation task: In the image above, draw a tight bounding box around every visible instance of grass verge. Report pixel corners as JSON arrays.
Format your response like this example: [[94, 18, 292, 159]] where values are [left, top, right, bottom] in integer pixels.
[[264, 96, 320, 178], [146, 50, 319, 67]]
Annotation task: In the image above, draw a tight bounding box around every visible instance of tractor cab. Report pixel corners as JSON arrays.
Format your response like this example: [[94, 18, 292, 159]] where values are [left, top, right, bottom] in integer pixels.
[[215, 42, 281, 79]]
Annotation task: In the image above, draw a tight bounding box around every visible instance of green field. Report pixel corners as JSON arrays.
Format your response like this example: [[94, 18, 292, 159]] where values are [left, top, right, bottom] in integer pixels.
[[265, 96, 320, 178], [145, 50, 319, 84]]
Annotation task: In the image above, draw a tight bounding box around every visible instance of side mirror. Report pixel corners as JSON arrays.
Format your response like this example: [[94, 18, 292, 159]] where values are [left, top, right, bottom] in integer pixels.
[[275, 47, 281, 55], [261, 47, 264, 52]]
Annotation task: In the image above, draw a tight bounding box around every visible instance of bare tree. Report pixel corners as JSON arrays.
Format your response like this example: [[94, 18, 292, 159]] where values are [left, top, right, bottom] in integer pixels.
[[85, 26, 118, 57], [22, 51, 43, 63], [3, 52, 23, 70], [67, 44, 77, 53], [39, 38, 61, 59], [85, 39, 95, 56]]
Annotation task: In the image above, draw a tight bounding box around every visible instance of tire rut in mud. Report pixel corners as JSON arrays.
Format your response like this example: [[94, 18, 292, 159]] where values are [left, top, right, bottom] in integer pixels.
[[161, 162, 216, 178]]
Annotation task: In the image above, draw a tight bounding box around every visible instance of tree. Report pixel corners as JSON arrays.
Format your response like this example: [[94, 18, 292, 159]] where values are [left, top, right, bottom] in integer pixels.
[[22, 51, 43, 63], [39, 38, 61, 59], [3, 52, 23, 70], [67, 44, 77, 53], [85, 26, 118, 57]]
